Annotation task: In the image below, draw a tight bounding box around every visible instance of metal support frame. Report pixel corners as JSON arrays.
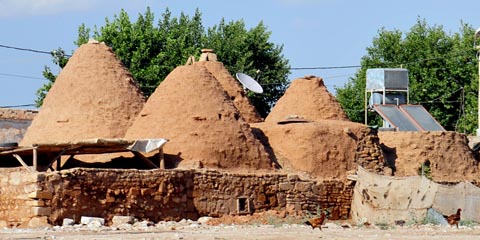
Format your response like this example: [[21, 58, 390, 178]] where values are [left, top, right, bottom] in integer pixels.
[[365, 88, 409, 126]]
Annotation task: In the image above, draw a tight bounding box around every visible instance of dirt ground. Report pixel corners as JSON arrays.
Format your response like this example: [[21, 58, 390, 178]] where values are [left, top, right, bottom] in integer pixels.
[[1, 222, 479, 240]]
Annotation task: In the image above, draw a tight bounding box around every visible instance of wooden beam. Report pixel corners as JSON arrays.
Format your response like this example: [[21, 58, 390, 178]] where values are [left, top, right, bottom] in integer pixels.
[[0, 146, 36, 155], [12, 154, 32, 173], [132, 151, 158, 169], [45, 148, 68, 172]]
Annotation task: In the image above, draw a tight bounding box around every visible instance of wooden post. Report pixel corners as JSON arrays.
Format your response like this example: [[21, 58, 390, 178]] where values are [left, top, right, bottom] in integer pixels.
[[56, 156, 61, 171], [33, 147, 38, 172], [159, 148, 165, 169]]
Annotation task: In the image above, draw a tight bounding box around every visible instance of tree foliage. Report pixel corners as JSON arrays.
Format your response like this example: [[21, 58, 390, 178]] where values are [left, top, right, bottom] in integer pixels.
[[336, 19, 478, 133], [36, 48, 69, 106], [37, 7, 290, 117]]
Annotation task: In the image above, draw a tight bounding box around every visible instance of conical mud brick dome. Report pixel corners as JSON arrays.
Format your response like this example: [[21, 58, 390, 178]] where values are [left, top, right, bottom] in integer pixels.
[[265, 75, 348, 123], [21, 41, 145, 145], [125, 64, 273, 170], [193, 59, 263, 123]]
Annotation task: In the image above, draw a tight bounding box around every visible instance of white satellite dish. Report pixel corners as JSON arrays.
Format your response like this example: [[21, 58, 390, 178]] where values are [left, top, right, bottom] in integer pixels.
[[235, 73, 264, 94]]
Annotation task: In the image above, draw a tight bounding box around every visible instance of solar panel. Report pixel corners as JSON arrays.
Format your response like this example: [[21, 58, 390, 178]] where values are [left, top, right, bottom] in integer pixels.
[[373, 105, 420, 131], [400, 105, 444, 131]]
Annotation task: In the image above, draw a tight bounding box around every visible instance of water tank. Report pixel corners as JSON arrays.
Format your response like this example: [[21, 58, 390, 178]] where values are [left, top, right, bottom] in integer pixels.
[[366, 68, 409, 90], [368, 93, 407, 107]]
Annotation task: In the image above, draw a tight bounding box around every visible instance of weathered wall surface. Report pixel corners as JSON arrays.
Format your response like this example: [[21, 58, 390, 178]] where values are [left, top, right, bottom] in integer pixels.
[[0, 119, 32, 144], [193, 171, 353, 219], [0, 168, 48, 228], [0, 108, 36, 144], [0, 168, 354, 227], [42, 168, 196, 225]]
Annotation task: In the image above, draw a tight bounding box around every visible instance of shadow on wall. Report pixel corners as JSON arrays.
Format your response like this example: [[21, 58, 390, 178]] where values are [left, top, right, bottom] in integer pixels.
[[380, 143, 397, 175], [163, 153, 183, 169], [250, 127, 282, 169], [61, 156, 158, 170]]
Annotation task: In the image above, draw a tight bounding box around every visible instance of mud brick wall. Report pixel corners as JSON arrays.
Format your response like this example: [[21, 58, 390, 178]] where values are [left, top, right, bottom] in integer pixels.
[[0, 108, 37, 120], [41, 168, 197, 225], [0, 168, 47, 228]]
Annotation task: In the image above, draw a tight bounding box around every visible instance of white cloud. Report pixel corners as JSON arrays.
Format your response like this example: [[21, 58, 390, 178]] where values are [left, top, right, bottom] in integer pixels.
[[0, 0, 97, 17]]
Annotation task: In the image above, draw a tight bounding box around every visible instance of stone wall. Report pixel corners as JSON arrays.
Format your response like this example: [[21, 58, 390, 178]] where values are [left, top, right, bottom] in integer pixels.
[[193, 170, 287, 217], [0, 168, 47, 228], [355, 127, 391, 175], [193, 170, 354, 219], [42, 168, 196, 225], [0, 168, 354, 227]]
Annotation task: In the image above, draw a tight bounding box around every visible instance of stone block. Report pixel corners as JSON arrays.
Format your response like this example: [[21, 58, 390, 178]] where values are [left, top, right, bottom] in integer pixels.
[[278, 182, 293, 191], [295, 182, 312, 192], [28, 191, 53, 200], [32, 207, 51, 216], [112, 216, 135, 226], [287, 174, 299, 181], [28, 217, 50, 228], [80, 216, 105, 226], [62, 218, 75, 226], [27, 200, 45, 207]]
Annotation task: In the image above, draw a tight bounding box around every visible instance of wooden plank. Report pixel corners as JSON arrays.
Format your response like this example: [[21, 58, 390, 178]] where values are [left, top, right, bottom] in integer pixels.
[[0, 146, 36, 155], [12, 154, 32, 172]]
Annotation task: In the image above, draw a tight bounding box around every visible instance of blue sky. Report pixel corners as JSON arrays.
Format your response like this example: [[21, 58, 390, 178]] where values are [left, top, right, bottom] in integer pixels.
[[0, 0, 478, 109]]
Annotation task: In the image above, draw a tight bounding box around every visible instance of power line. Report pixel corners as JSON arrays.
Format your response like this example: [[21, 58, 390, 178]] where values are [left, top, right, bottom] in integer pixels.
[[0, 72, 46, 80], [0, 104, 36, 108], [290, 65, 361, 70], [0, 44, 53, 55]]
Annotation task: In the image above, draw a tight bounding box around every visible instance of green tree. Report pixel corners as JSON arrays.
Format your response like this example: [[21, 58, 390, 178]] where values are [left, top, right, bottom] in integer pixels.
[[336, 19, 477, 133], [36, 48, 69, 107], [205, 20, 289, 116], [37, 7, 290, 117]]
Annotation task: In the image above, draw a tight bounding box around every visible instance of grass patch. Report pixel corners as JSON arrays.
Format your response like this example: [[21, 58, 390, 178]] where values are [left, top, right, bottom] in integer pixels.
[[375, 222, 390, 230], [460, 220, 478, 227]]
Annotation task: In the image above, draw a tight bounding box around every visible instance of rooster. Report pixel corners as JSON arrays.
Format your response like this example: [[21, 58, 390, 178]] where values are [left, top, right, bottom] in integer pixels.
[[305, 212, 327, 230], [444, 208, 461, 228]]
